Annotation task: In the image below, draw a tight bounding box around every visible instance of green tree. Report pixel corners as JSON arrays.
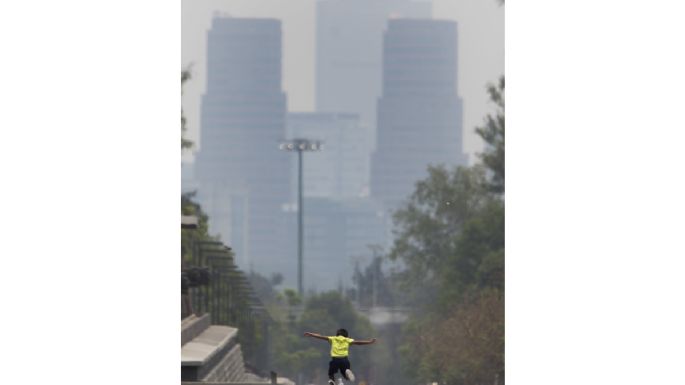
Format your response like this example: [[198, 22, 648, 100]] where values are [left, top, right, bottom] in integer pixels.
[[438, 197, 504, 308], [416, 289, 504, 385], [475, 76, 505, 194], [248, 271, 285, 305], [181, 68, 193, 150], [392, 173, 504, 385], [181, 67, 218, 261], [181, 191, 217, 262], [271, 291, 378, 385], [387, 74, 505, 385], [283, 288, 303, 307], [351, 254, 399, 307], [389, 164, 496, 310]]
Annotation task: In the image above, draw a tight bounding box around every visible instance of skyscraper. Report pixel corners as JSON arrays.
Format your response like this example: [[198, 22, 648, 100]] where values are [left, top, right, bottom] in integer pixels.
[[286, 112, 370, 200], [316, 0, 431, 145], [194, 17, 291, 276], [371, 19, 467, 214]]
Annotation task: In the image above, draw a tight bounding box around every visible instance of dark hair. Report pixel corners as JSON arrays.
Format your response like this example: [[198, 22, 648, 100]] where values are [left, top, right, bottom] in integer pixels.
[[336, 328, 348, 337]]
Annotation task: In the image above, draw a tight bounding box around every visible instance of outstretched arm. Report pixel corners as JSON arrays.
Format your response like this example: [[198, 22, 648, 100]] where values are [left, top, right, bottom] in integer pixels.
[[351, 338, 377, 345], [303, 332, 329, 341]]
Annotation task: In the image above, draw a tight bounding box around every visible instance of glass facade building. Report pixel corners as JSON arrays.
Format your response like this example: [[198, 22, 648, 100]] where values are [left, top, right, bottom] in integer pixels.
[[316, 0, 431, 148], [371, 19, 468, 214], [194, 17, 291, 275]]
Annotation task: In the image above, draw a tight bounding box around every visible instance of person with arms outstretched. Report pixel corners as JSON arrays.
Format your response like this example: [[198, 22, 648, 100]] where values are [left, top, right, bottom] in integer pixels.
[[304, 329, 377, 385]]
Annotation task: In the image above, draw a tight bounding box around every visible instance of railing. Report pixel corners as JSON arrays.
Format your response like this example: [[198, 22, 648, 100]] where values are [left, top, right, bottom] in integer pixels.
[[184, 239, 274, 372]]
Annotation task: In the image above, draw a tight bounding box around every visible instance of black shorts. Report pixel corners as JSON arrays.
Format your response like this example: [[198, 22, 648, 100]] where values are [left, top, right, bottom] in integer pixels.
[[328, 357, 351, 379]]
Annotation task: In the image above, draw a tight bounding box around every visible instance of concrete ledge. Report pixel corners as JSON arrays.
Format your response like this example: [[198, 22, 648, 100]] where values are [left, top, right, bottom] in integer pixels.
[[182, 383, 269, 385], [180, 379, 292, 385], [182, 313, 212, 346], [181, 314, 197, 327], [181, 325, 238, 367]]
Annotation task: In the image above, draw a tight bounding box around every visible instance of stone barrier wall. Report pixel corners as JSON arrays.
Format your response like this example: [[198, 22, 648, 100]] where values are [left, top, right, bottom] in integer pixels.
[[181, 313, 211, 346]]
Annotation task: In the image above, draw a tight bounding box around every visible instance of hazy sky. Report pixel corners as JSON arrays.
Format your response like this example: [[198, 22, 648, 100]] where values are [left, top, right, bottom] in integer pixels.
[[182, 0, 504, 163]]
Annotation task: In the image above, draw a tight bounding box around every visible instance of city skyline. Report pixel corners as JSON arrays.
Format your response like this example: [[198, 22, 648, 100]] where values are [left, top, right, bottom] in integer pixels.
[[182, 0, 504, 164], [183, 0, 503, 290]]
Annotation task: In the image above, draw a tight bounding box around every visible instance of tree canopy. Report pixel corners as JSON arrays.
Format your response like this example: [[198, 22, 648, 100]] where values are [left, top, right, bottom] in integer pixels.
[[270, 291, 378, 384], [386, 76, 505, 385], [181, 68, 193, 150], [475, 76, 505, 194]]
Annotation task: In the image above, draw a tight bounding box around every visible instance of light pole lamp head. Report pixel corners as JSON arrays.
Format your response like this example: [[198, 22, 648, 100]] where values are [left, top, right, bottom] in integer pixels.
[[279, 138, 323, 152]]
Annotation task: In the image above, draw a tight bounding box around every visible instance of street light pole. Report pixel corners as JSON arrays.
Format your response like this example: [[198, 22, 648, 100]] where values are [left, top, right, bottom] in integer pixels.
[[297, 148, 303, 296], [279, 138, 322, 296]]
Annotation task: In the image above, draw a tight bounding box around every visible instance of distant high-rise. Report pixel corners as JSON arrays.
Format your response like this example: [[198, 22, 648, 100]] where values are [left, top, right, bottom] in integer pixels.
[[285, 112, 387, 291], [371, 19, 467, 214], [286, 112, 370, 200], [194, 17, 291, 277], [284, 197, 388, 292], [316, 0, 431, 146]]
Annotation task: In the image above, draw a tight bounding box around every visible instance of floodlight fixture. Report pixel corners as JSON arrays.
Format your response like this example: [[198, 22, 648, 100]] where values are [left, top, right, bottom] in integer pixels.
[[278, 138, 323, 296]]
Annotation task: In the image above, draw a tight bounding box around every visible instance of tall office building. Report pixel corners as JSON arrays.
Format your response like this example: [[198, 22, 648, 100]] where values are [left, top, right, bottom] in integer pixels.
[[286, 112, 370, 200], [316, 0, 431, 146], [194, 17, 291, 276], [371, 19, 467, 214]]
